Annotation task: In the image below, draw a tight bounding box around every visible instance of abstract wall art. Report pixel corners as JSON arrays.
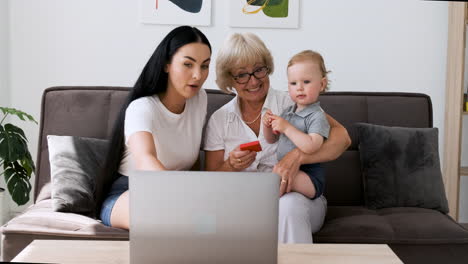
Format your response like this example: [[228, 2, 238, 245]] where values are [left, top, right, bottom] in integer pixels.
[[140, 0, 211, 26], [229, 0, 299, 28]]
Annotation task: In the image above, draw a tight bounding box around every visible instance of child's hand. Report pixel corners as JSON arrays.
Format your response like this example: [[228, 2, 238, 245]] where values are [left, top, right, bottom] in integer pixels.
[[270, 115, 290, 134], [262, 109, 274, 127]]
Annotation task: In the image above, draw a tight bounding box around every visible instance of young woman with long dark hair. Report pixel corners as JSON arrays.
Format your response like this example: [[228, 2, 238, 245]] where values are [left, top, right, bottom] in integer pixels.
[[98, 26, 211, 229]]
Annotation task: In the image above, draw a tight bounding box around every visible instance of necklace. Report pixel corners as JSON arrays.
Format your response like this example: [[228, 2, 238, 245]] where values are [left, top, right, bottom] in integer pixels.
[[243, 111, 262, 125]]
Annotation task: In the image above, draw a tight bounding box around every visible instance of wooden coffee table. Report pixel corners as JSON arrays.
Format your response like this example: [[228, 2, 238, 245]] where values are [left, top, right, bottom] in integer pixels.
[[12, 240, 403, 263]]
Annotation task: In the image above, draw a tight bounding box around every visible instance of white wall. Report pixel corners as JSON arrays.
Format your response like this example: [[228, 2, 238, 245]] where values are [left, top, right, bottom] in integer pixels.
[[7, 0, 449, 212], [0, 0, 9, 107], [0, 0, 10, 225]]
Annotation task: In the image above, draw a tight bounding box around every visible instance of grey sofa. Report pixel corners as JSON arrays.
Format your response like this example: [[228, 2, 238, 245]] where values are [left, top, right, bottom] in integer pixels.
[[2, 86, 468, 263]]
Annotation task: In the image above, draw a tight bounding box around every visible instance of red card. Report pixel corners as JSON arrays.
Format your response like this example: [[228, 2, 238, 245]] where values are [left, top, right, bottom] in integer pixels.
[[240, 140, 262, 152]]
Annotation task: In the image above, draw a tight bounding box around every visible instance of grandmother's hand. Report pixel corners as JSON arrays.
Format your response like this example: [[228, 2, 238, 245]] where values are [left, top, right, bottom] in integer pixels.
[[273, 148, 302, 196], [227, 146, 257, 171]]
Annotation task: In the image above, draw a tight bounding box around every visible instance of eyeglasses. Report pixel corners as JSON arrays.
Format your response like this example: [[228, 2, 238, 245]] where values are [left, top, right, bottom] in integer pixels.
[[231, 66, 269, 84]]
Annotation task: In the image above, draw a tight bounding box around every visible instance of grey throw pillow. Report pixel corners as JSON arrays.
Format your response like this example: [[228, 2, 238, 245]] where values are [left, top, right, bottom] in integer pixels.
[[47, 135, 109, 217], [356, 123, 449, 214]]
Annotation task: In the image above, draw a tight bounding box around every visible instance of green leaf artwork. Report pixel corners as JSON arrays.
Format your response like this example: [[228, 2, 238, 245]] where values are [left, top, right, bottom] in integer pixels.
[[250, 0, 282, 5], [245, 0, 288, 18]]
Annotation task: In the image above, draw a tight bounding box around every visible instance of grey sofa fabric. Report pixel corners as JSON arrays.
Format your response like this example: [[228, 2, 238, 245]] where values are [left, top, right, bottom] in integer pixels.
[[355, 123, 448, 213], [0, 199, 128, 261], [315, 206, 468, 243], [33, 87, 131, 205], [1, 87, 468, 264], [318, 93, 433, 206], [48, 135, 109, 216]]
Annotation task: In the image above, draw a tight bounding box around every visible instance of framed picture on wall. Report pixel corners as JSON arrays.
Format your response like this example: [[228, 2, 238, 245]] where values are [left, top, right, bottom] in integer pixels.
[[140, 0, 211, 26], [229, 0, 299, 28]]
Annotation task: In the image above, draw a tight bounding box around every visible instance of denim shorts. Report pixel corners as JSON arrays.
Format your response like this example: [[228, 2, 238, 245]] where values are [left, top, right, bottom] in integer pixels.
[[100, 175, 129, 227], [300, 163, 325, 199]]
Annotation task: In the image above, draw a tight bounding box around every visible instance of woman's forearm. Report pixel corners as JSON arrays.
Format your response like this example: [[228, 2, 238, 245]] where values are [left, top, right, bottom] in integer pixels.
[[205, 150, 238, 172], [135, 155, 167, 171], [211, 159, 237, 172], [283, 126, 323, 154], [298, 116, 351, 164], [299, 128, 349, 164]]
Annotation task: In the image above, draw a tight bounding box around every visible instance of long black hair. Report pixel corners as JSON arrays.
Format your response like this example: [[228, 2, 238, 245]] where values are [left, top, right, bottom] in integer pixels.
[[96, 26, 211, 216]]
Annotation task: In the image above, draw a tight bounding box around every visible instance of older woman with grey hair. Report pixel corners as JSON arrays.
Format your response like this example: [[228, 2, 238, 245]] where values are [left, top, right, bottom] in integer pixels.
[[204, 32, 351, 243]]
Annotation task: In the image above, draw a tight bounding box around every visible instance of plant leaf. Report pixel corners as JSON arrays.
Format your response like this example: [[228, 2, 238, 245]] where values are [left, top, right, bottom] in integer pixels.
[[5, 161, 31, 206], [24, 113, 36, 123], [0, 123, 29, 163], [4, 123, 27, 140], [0, 107, 38, 124], [0, 107, 36, 206], [21, 153, 35, 176], [4, 165, 14, 182]]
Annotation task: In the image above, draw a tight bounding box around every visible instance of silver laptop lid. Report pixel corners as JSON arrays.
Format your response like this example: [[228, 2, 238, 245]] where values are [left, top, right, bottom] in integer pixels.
[[129, 171, 278, 264]]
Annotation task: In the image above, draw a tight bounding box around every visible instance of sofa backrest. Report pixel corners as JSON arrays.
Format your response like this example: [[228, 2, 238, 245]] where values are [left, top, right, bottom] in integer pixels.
[[319, 92, 432, 206], [34, 87, 235, 201], [34, 87, 432, 207]]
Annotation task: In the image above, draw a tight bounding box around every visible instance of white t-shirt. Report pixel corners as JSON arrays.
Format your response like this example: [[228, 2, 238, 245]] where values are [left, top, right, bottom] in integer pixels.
[[118, 89, 207, 176], [204, 88, 293, 172]]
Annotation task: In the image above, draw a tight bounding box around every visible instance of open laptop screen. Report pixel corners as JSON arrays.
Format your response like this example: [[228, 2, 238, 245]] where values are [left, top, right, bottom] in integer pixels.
[[129, 171, 279, 264]]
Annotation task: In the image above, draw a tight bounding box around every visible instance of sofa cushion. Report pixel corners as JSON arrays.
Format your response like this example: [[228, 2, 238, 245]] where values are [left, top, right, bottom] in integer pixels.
[[315, 206, 468, 244], [355, 123, 448, 213], [47, 135, 109, 217], [1, 199, 127, 238]]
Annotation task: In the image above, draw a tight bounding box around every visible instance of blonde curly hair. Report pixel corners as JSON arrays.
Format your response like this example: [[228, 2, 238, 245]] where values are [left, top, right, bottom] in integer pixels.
[[216, 32, 274, 93]]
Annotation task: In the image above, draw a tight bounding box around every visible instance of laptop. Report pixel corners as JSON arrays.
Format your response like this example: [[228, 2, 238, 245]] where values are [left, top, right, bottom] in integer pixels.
[[129, 171, 279, 264]]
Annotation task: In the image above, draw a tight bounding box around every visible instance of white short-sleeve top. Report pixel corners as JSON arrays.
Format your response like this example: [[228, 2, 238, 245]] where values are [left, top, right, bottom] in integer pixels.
[[118, 89, 207, 176], [204, 88, 293, 172]]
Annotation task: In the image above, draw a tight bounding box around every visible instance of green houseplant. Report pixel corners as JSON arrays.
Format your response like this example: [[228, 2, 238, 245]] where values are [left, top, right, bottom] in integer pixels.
[[0, 107, 37, 206]]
